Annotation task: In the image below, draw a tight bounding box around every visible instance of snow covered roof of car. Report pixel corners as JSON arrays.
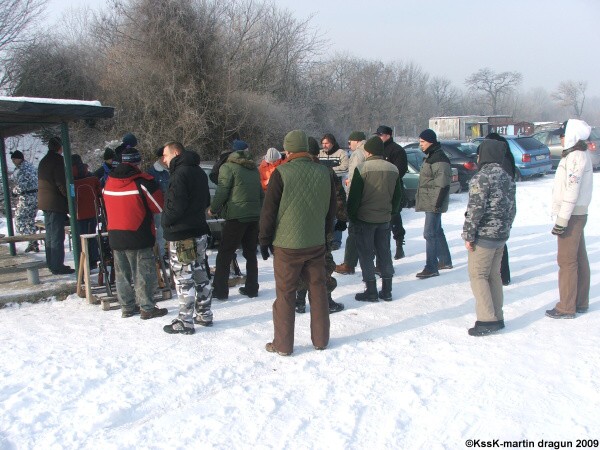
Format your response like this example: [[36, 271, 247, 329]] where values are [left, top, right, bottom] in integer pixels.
[[0, 96, 114, 138]]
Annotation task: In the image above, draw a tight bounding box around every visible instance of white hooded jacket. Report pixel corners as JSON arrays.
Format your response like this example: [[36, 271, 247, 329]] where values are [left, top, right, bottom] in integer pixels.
[[551, 119, 593, 226]]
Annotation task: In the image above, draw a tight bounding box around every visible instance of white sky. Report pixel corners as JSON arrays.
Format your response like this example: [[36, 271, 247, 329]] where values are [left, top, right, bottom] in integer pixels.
[[46, 0, 600, 96]]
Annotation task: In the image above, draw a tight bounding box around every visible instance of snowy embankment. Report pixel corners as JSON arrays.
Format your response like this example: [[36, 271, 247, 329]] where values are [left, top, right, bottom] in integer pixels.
[[1, 174, 599, 449]]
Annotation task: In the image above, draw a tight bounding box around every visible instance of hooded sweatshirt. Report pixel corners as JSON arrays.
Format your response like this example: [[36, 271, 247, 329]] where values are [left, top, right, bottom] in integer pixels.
[[552, 119, 593, 226], [462, 139, 516, 245]]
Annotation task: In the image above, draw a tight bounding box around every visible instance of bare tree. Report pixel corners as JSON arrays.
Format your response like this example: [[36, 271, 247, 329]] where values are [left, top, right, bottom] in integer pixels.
[[552, 80, 587, 118], [429, 76, 460, 116], [0, 0, 45, 54], [0, 0, 46, 90], [465, 67, 522, 115]]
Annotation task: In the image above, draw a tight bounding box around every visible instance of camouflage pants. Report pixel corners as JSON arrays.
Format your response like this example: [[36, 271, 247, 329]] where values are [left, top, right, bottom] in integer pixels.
[[170, 235, 213, 328], [15, 194, 37, 235]]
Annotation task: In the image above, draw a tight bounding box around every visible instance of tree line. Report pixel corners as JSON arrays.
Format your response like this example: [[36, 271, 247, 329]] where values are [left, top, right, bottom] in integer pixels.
[[1, 0, 598, 165]]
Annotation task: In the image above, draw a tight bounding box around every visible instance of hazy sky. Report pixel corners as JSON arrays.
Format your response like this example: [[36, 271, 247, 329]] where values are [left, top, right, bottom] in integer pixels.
[[47, 0, 600, 96]]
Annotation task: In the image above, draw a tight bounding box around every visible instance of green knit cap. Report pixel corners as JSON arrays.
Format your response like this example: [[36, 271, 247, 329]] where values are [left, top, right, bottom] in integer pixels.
[[283, 130, 309, 153], [364, 136, 384, 155], [348, 131, 366, 141]]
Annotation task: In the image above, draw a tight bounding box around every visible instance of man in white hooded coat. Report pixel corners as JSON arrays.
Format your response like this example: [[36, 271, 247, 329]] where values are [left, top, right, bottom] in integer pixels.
[[546, 119, 593, 319]]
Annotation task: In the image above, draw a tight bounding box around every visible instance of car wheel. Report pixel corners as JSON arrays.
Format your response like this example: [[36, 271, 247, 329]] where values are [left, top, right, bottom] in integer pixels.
[[515, 170, 522, 182]]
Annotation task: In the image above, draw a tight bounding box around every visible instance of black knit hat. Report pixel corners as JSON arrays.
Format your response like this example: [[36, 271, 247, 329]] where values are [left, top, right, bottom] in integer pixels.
[[122, 133, 138, 148], [419, 128, 437, 144], [10, 150, 24, 160]]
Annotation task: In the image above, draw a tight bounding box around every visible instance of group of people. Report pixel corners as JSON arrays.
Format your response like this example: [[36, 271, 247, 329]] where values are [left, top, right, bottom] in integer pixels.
[[7, 117, 592, 351]]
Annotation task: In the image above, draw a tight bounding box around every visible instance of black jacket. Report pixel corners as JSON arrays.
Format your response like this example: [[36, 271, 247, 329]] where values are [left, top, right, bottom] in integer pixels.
[[162, 150, 211, 241], [383, 139, 408, 179]]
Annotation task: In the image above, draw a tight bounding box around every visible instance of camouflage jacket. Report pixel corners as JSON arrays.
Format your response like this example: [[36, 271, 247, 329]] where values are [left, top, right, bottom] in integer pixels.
[[462, 163, 516, 243], [12, 160, 38, 196]]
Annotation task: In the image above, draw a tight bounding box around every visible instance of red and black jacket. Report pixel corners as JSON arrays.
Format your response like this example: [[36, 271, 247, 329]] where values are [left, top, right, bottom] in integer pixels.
[[103, 163, 164, 251]]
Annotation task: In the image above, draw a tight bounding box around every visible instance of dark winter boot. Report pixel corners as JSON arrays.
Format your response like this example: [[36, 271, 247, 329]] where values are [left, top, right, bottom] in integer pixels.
[[378, 278, 393, 301], [355, 280, 378, 302], [468, 320, 505, 336], [328, 293, 344, 313], [394, 239, 405, 260], [295, 290, 307, 313]]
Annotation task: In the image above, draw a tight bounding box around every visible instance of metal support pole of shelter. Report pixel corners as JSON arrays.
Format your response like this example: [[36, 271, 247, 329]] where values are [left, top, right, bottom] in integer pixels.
[[61, 123, 81, 276], [0, 138, 17, 255]]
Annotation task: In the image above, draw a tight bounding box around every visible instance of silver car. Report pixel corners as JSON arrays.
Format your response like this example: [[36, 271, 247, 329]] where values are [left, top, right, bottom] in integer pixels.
[[532, 129, 600, 170]]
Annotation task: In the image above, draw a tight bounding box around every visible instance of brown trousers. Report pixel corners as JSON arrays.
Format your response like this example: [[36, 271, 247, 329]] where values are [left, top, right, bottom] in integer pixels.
[[555, 214, 589, 314], [468, 245, 505, 322], [272, 245, 330, 353]]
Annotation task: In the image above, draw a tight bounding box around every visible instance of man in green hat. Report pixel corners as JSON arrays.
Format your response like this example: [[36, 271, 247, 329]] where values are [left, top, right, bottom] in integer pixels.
[[259, 130, 336, 356]]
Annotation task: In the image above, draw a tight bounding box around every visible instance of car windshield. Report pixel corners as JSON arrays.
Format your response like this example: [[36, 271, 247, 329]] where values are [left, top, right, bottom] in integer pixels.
[[512, 137, 544, 150]]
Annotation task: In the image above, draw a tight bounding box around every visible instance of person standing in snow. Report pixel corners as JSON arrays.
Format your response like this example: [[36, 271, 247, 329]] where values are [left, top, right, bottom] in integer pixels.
[[161, 142, 214, 334], [146, 146, 170, 259], [484, 132, 516, 286], [10, 150, 39, 252], [294, 136, 346, 315], [208, 140, 263, 300], [335, 131, 367, 276], [103, 147, 167, 320], [546, 119, 593, 319], [347, 136, 402, 302], [415, 129, 453, 278], [38, 136, 74, 274], [462, 139, 516, 336], [375, 125, 408, 260], [260, 130, 336, 356]]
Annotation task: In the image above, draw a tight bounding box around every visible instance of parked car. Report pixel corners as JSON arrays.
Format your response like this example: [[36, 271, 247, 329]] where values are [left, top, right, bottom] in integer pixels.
[[532, 127, 600, 170], [404, 146, 460, 197], [403, 161, 419, 208], [472, 136, 552, 180], [405, 141, 478, 190], [200, 161, 224, 245]]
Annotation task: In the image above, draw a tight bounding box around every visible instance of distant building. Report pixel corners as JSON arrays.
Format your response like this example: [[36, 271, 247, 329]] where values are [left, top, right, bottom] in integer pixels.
[[429, 115, 533, 140]]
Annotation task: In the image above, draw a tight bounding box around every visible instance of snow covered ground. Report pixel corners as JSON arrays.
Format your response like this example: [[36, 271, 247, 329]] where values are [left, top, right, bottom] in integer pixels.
[[1, 173, 599, 449]]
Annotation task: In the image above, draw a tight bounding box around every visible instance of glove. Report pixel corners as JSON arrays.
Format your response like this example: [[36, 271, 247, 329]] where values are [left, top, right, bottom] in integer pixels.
[[434, 206, 442, 213], [552, 224, 566, 236], [260, 244, 273, 260], [334, 221, 347, 232]]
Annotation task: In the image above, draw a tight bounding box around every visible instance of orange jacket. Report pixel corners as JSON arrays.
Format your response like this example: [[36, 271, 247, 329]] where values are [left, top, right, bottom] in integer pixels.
[[258, 159, 283, 191]]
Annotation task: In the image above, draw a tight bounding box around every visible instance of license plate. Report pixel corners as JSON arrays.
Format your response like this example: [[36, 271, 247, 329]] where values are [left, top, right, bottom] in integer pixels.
[[536, 155, 546, 160]]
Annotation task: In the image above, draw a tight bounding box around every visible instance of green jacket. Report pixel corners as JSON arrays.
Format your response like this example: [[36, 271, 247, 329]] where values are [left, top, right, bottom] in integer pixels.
[[415, 143, 451, 213], [210, 151, 263, 221], [347, 156, 402, 224], [259, 153, 336, 249]]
